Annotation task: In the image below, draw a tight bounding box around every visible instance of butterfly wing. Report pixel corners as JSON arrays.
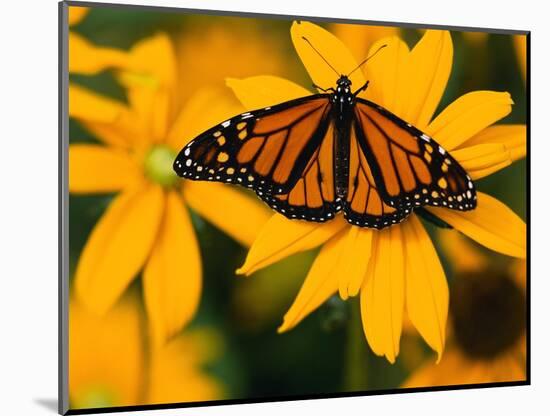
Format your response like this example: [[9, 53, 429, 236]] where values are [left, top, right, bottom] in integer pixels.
[[174, 95, 340, 220], [343, 122, 412, 228], [353, 98, 477, 212], [264, 120, 339, 222]]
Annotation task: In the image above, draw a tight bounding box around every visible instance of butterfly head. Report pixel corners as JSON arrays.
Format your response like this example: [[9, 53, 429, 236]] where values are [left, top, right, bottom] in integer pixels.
[[336, 75, 352, 91]]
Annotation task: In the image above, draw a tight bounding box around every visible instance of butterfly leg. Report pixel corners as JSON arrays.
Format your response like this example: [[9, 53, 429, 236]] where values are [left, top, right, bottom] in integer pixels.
[[353, 80, 370, 96], [312, 84, 336, 93]]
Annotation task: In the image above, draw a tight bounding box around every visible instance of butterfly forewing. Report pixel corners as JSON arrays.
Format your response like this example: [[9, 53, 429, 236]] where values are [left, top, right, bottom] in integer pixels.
[[353, 98, 477, 212], [174, 95, 331, 198]]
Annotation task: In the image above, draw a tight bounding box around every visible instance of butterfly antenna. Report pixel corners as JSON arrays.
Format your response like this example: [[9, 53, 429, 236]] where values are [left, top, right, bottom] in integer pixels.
[[301, 36, 340, 77], [347, 44, 387, 77]]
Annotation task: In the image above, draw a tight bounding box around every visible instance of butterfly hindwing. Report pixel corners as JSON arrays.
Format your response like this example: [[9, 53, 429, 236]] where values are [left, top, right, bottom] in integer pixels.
[[265, 120, 339, 222], [353, 98, 477, 212], [343, 123, 412, 228], [174, 95, 332, 199]]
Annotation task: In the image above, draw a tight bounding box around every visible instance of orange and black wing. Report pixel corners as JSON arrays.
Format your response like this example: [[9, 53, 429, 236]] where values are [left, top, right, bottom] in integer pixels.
[[174, 95, 339, 220], [263, 119, 339, 222], [343, 123, 412, 228], [353, 98, 477, 212]]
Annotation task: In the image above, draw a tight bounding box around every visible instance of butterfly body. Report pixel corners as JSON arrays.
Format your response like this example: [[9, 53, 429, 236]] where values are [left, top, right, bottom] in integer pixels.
[[331, 76, 355, 200], [174, 76, 476, 229]]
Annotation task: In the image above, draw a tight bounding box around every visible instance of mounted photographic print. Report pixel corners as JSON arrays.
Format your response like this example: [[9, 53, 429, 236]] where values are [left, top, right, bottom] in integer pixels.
[[59, 1, 530, 414]]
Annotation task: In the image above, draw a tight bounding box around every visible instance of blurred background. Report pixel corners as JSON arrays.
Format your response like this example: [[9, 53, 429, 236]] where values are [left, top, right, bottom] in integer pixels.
[[67, 4, 527, 410]]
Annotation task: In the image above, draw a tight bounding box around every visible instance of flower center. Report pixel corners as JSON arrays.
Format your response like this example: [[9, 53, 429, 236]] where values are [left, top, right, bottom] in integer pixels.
[[450, 269, 525, 359], [143, 145, 178, 187]]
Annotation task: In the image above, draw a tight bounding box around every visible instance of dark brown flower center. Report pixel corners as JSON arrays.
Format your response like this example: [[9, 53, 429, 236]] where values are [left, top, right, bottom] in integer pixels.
[[450, 269, 525, 359]]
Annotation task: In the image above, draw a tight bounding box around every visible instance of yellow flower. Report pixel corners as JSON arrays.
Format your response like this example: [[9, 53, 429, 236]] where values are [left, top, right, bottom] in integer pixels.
[[68, 6, 129, 74], [70, 33, 271, 347], [174, 17, 291, 102], [402, 231, 526, 387], [514, 35, 527, 81], [463, 31, 489, 46], [229, 22, 527, 362], [69, 291, 222, 409], [331, 22, 399, 63]]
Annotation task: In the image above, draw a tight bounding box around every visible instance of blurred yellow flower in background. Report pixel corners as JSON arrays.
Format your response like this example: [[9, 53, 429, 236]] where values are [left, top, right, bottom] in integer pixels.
[[514, 35, 527, 81], [68, 6, 128, 74], [175, 18, 292, 102], [463, 31, 489, 47], [68, 5, 88, 25], [230, 21, 526, 363], [69, 33, 271, 348], [331, 22, 399, 63], [70, 291, 223, 409], [403, 231, 526, 387]]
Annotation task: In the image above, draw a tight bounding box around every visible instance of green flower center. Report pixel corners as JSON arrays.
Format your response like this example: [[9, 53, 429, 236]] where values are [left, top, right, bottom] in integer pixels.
[[72, 385, 117, 409], [450, 269, 525, 359], [144, 145, 179, 187]]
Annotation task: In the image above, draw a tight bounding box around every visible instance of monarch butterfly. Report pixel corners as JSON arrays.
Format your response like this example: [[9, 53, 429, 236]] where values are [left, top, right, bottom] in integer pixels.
[[174, 42, 476, 229]]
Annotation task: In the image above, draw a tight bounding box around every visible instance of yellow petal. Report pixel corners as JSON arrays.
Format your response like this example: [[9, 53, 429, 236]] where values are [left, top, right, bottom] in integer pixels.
[[147, 334, 223, 404], [75, 183, 164, 315], [143, 191, 202, 348], [363, 36, 410, 117], [427, 192, 526, 258], [150, 89, 171, 144], [437, 229, 488, 273], [69, 292, 145, 408], [360, 226, 405, 363], [426, 91, 513, 151], [69, 84, 137, 148], [226, 76, 311, 111], [337, 227, 374, 300], [69, 83, 126, 124], [404, 30, 453, 128], [466, 160, 512, 180], [401, 215, 448, 361], [237, 214, 347, 276], [278, 228, 348, 332], [451, 143, 512, 180], [69, 145, 141, 194], [114, 34, 177, 147], [184, 181, 272, 248], [69, 32, 129, 75], [123, 33, 176, 89], [68, 6, 89, 26], [461, 125, 526, 163], [166, 87, 243, 150], [291, 21, 366, 91], [129, 87, 171, 146]]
